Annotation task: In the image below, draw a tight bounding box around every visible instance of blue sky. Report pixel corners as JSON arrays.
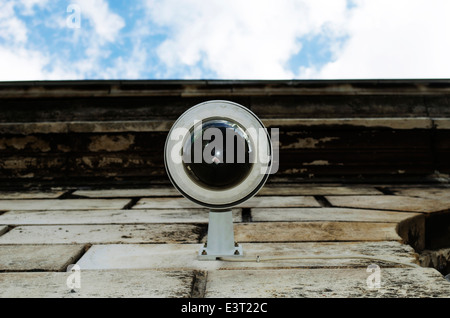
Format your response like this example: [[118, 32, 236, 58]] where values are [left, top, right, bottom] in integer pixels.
[[0, 0, 449, 81]]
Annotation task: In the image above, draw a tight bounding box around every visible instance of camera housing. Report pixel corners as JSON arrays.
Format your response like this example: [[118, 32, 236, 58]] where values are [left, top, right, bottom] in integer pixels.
[[164, 100, 273, 259]]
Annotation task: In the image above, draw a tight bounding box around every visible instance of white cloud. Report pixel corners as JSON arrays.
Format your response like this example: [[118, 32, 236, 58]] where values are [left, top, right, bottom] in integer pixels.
[[145, 0, 450, 79], [75, 0, 125, 43], [0, 0, 48, 80], [0, 1, 28, 44], [145, 0, 349, 79], [1, 0, 448, 81], [299, 0, 450, 79], [100, 40, 148, 79], [0, 46, 47, 81], [62, 0, 127, 78], [17, 0, 50, 15], [0, 44, 81, 81], [0, 0, 128, 81]]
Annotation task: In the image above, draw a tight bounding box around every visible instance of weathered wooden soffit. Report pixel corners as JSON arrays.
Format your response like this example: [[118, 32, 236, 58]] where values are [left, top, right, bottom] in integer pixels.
[[0, 80, 449, 187]]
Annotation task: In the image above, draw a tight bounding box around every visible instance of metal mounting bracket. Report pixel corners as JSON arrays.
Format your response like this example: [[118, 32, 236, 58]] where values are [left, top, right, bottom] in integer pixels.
[[198, 210, 243, 261]]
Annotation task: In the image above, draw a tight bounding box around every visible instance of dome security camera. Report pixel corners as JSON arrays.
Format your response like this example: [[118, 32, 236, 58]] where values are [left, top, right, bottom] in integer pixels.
[[164, 100, 273, 260]]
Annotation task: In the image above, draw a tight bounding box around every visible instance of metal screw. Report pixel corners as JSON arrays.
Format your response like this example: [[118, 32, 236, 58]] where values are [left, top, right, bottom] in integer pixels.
[[202, 250, 207, 255], [234, 241, 239, 247], [234, 249, 240, 255]]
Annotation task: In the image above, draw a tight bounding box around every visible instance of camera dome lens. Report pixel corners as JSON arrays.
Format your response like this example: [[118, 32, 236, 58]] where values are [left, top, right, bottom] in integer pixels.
[[164, 100, 272, 209], [182, 119, 254, 190]]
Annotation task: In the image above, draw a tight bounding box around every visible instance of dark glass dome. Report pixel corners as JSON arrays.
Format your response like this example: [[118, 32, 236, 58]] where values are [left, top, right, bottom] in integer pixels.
[[182, 119, 254, 190]]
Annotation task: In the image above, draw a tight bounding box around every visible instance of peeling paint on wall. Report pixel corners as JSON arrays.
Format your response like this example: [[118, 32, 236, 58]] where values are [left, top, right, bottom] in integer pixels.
[[0, 136, 51, 152], [88, 135, 135, 152], [282, 137, 340, 149], [303, 160, 331, 166], [98, 157, 123, 168]]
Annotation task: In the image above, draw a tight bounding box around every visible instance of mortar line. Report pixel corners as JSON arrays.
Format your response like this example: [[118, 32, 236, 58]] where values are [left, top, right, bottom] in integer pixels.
[[313, 195, 332, 207], [190, 270, 208, 298]]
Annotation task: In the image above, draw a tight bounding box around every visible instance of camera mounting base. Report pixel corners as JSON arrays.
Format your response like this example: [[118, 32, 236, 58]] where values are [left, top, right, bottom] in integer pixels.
[[198, 210, 243, 261]]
